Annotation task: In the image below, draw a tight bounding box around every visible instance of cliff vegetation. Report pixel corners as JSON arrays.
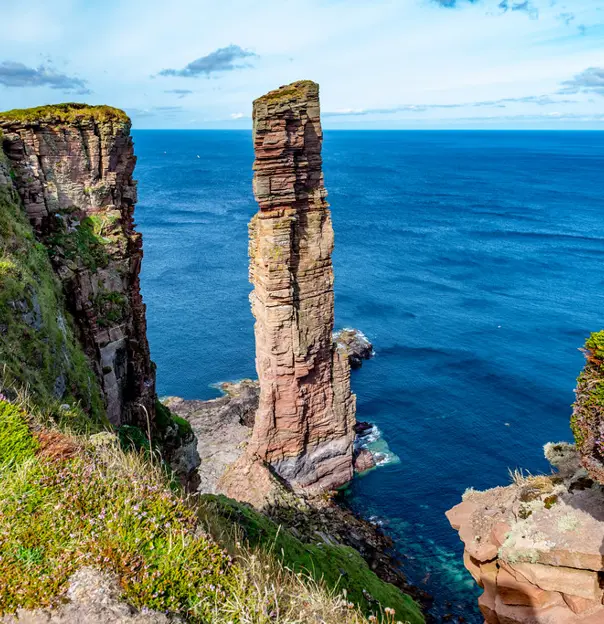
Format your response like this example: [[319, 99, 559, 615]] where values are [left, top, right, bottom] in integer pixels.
[[0, 397, 413, 624], [0, 103, 129, 125], [0, 160, 105, 430]]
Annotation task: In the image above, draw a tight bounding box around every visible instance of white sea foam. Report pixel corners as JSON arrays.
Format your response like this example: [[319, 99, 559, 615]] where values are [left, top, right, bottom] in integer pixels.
[[333, 327, 376, 357], [355, 424, 400, 467]]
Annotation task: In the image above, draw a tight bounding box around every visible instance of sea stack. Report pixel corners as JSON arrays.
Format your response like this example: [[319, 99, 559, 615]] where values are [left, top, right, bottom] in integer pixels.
[[0, 106, 155, 426], [246, 80, 356, 492]]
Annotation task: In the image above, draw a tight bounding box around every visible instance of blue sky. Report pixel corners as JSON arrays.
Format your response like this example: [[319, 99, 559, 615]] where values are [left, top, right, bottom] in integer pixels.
[[0, 0, 603, 129]]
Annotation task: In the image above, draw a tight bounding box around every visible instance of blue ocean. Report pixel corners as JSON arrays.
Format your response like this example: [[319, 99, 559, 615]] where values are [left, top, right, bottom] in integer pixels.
[[133, 129, 604, 621]]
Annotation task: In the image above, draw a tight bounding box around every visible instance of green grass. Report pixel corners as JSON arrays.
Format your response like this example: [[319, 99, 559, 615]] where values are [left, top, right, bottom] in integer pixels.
[[585, 330, 604, 363], [0, 444, 236, 618], [202, 495, 425, 624], [0, 421, 372, 624], [0, 400, 38, 467], [571, 331, 604, 449], [46, 215, 110, 272], [155, 399, 193, 441], [0, 104, 129, 125], [0, 182, 105, 428]]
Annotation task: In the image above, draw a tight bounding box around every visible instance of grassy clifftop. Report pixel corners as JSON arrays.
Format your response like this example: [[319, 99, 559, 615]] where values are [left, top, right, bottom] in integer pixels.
[[0, 399, 413, 623], [0, 103, 129, 125]]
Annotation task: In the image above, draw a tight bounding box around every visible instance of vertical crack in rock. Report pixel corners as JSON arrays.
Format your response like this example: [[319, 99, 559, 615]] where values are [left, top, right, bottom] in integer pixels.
[[0, 107, 155, 427], [246, 80, 356, 492]]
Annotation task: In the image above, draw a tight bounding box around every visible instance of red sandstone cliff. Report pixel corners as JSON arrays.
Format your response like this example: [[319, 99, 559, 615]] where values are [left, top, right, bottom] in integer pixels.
[[0, 105, 155, 427], [244, 80, 356, 492]]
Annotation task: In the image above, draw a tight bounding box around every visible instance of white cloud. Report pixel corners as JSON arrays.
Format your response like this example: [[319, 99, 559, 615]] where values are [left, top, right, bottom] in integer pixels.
[[0, 0, 602, 128]]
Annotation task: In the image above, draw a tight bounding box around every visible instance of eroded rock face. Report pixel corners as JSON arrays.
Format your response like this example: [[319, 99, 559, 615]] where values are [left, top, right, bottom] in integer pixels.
[[0, 106, 155, 427], [447, 444, 604, 623], [245, 81, 356, 492]]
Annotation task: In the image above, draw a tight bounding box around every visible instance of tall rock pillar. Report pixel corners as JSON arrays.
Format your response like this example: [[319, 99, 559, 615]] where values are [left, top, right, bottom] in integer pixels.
[[247, 81, 356, 492]]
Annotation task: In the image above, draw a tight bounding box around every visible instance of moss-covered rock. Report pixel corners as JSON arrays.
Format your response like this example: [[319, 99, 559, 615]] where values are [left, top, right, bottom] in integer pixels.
[[0, 399, 38, 467], [0, 174, 105, 430], [572, 331, 604, 483], [254, 80, 318, 105], [0, 103, 129, 126]]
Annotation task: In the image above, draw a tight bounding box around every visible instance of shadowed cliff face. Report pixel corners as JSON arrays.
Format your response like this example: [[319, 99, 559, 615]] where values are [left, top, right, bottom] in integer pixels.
[[246, 81, 356, 492], [0, 105, 155, 427]]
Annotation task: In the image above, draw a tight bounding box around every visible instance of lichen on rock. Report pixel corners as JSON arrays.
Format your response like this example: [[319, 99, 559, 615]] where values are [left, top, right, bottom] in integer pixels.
[[447, 442, 604, 622]]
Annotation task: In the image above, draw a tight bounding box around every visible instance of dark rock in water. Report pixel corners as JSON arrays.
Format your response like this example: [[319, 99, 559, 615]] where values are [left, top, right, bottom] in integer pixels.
[[354, 448, 376, 474], [355, 420, 373, 435], [335, 329, 373, 369]]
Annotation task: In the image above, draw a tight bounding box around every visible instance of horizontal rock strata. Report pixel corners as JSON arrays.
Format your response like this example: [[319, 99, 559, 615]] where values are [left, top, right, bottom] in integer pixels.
[[0, 105, 155, 427], [447, 443, 604, 623], [240, 80, 356, 493]]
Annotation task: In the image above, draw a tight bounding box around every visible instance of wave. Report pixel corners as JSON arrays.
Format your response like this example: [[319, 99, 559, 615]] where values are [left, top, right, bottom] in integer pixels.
[[355, 424, 400, 467]]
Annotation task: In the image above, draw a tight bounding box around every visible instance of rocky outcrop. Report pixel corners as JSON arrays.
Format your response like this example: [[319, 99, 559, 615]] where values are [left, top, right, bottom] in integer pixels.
[[2, 568, 178, 623], [164, 380, 258, 494], [240, 80, 356, 493], [335, 328, 374, 369], [0, 105, 155, 427], [447, 442, 604, 623], [354, 448, 376, 473]]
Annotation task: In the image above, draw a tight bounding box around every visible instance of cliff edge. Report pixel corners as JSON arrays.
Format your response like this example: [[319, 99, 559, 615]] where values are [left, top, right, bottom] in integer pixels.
[[1, 104, 154, 428]]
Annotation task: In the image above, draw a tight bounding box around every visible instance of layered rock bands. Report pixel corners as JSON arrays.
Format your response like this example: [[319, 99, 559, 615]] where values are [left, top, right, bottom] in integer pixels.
[[0, 105, 155, 427], [242, 81, 356, 493]]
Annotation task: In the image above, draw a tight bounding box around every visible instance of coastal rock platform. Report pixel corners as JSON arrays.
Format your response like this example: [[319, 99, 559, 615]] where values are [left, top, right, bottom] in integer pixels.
[[163, 380, 259, 494], [447, 443, 604, 623]]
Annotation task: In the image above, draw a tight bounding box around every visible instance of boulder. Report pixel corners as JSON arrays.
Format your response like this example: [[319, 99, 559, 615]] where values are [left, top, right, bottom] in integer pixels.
[[353, 448, 376, 474], [334, 329, 374, 369]]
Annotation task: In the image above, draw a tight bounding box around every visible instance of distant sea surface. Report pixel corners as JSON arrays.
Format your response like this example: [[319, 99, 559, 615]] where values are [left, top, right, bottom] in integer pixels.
[[134, 129, 604, 621]]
